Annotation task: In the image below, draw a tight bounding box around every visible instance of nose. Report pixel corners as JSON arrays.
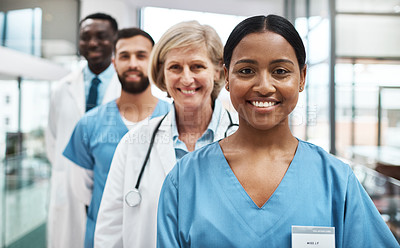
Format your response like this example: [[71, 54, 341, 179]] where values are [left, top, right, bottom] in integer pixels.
[[128, 56, 139, 69], [180, 66, 194, 86], [88, 37, 99, 47], [253, 72, 275, 95]]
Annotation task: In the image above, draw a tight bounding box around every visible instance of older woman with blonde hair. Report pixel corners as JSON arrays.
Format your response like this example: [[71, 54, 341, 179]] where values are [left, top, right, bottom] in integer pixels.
[[94, 20, 237, 248]]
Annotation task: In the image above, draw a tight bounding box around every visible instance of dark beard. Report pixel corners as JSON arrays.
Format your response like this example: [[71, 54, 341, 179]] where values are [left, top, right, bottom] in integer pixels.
[[118, 72, 150, 94]]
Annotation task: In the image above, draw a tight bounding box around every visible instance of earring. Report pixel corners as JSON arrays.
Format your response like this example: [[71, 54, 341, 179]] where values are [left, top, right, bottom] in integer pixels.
[[300, 86, 303, 91], [226, 84, 229, 90]]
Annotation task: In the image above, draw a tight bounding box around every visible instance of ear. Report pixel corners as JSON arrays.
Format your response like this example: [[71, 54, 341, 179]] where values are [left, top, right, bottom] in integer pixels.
[[223, 65, 229, 92], [299, 64, 307, 92]]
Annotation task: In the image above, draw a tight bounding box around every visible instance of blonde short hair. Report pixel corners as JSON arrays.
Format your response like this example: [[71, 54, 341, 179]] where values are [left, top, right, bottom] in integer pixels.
[[149, 21, 224, 102]]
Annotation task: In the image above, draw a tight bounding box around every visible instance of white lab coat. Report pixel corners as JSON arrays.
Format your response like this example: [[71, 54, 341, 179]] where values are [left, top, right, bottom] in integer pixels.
[[45, 65, 121, 248], [94, 106, 237, 248]]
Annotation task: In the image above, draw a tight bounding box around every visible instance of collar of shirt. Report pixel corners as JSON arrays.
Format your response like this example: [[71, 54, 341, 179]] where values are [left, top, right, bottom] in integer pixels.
[[83, 63, 115, 105], [171, 99, 222, 161]]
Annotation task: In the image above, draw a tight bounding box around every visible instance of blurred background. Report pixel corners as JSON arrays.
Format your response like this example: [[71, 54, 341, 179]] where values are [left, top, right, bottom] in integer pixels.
[[1, 0, 400, 246]]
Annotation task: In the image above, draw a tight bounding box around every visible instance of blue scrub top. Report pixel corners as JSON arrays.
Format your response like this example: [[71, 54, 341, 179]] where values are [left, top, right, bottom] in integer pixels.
[[63, 99, 170, 248], [157, 140, 399, 248]]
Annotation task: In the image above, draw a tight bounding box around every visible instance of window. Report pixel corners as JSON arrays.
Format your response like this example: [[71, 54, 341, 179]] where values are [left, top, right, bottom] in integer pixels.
[[3, 8, 42, 56], [140, 7, 246, 44]]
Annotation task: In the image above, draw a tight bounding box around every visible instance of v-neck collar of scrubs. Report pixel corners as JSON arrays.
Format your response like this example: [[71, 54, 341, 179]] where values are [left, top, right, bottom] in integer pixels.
[[211, 140, 301, 237], [109, 100, 128, 130]]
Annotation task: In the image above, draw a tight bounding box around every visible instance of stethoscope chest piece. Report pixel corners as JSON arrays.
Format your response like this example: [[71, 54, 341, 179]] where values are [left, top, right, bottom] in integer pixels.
[[125, 189, 141, 207], [124, 114, 168, 208]]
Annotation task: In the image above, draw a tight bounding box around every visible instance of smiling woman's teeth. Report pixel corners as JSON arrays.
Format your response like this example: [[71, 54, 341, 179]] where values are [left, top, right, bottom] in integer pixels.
[[251, 101, 276, 107], [182, 89, 195, 94]]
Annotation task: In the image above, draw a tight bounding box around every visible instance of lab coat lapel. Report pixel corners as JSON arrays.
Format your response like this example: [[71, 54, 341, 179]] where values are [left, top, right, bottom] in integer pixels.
[[154, 112, 176, 176], [66, 66, 120, 115], [66, 68, 85, 116], [102, 74, 121, 104]]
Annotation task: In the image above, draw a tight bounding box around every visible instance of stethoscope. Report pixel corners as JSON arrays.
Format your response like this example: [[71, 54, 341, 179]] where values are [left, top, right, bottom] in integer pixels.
[[125, 110, 238, 207]]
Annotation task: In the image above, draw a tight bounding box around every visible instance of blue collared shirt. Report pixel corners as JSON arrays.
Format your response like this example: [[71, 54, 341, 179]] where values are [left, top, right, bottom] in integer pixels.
[[171, 99, 222, 161], [83, 63, 115, 105]]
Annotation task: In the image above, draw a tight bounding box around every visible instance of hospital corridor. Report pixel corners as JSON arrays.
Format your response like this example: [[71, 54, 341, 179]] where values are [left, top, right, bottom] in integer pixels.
[[1, 0, 400, 247]]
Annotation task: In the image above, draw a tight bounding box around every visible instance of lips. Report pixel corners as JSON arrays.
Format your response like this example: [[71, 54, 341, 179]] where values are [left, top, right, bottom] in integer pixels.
[[251, 101, 278, 108], [179, 87, 198, 95], [181, 89, 195, 94], [126, 74, 140, 80], [247, 97, 281, 109], [86, 51, 103, 60], [124, 71, 143, 81]]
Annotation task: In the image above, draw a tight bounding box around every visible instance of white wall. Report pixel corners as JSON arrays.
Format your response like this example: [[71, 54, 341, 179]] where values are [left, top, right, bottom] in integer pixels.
[[80, 0, 284, 28], [337, 15, 400, 58], [80, 0, 133, 28]]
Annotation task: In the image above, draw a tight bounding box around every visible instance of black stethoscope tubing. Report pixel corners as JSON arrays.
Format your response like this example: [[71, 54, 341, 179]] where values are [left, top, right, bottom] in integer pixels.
[[125, 110, 237, 207], [134, 114, 168, 190], [224, 110, 239, 138]]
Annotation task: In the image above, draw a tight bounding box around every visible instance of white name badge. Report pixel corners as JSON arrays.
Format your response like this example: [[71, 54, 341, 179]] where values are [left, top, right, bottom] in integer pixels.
[[292, 226, 335, 248]]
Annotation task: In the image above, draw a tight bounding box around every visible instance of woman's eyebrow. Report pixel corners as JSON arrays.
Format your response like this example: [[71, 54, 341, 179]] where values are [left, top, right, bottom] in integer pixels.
[[270, 59, 294, 65], [234, 59, 295, 66], [234, 59, 257, 65]]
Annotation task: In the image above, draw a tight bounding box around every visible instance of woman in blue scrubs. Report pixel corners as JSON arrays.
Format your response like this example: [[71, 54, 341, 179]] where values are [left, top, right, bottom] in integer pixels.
[[157, 15, 399, 247]]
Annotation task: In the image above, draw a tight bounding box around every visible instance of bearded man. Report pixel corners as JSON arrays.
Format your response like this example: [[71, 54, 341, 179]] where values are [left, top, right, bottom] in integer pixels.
[[62, 27, 170, 248]]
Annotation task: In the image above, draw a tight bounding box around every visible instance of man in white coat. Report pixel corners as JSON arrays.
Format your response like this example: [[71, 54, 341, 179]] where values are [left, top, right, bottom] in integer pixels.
[[45, 13, 120, 248], [63, 28, 170, 248]]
